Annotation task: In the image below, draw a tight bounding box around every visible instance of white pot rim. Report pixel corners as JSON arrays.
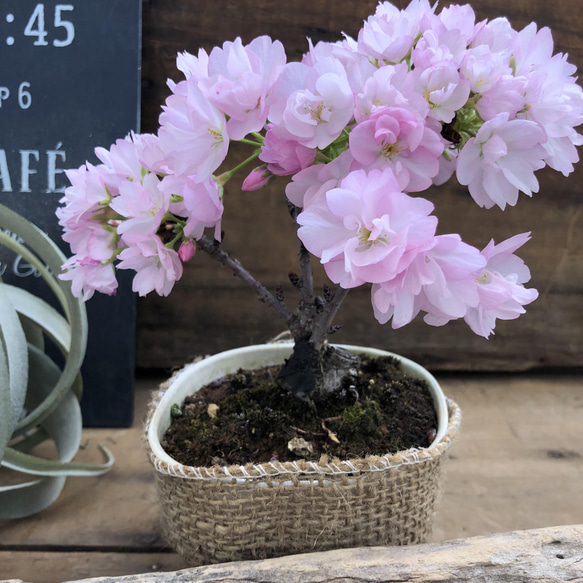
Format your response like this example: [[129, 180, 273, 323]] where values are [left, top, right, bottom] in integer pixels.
[[147, 343, 451, 477]]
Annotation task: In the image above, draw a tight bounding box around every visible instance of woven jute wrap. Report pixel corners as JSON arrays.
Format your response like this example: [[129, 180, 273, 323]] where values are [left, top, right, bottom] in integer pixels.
[[145, 357, 461, 566]]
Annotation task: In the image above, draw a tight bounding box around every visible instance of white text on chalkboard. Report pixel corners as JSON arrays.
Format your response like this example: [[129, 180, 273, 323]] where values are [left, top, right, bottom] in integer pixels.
[[4, 4, 75, 48], [0, 144, 67, 193], [0, 82, 33, 109], [0, 229, 45, 278]]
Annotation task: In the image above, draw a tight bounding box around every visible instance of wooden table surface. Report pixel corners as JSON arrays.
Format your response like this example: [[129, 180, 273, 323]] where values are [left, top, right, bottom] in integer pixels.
[[1, 372, 582, 583]]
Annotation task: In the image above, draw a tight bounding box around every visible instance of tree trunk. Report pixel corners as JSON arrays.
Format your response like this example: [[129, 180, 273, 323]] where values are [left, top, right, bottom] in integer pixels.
[[277, 338, 361, 400]]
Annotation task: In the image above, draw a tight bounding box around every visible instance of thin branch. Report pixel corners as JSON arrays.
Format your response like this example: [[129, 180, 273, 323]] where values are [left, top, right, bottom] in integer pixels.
[[298, 241, 314, 307], [287, 201, 317, 338], [215, 150, 261, 185], [311, 286, 349, 347], [196, 235, 296, 327]]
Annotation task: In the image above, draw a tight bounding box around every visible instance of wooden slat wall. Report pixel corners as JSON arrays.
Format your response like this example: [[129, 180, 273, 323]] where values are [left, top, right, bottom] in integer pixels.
[[137, 0, 583, 371]]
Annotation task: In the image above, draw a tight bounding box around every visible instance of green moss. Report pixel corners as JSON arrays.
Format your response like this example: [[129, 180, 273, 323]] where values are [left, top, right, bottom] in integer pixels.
[[338, 400, 382, 441]]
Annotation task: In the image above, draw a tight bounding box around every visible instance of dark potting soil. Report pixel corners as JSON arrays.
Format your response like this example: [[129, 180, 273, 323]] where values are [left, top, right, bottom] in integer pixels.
[[161, 355, 438, 467]]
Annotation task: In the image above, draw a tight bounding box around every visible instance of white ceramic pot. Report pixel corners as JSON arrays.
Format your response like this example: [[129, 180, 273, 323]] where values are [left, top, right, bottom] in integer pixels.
[[146, 343, 461, 566]]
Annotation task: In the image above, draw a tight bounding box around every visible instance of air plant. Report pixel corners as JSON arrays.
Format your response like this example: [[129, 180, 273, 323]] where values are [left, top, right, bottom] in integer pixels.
[[0, 203, 113, 519]]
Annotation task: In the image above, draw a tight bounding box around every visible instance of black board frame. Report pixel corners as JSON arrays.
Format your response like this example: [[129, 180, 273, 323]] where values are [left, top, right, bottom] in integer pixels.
[[0, 0, 142, 427]]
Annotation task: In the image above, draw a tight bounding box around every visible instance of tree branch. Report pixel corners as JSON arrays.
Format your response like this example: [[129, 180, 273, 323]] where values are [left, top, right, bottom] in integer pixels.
[[196, 235, 296, 327], [311, 286, 349, 347], [286, 201, 318, 339], [298, 241, 314, 308]]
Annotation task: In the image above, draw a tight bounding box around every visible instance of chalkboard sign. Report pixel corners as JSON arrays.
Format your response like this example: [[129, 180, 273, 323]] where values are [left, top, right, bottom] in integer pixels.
[[0, 1, 142, 427]]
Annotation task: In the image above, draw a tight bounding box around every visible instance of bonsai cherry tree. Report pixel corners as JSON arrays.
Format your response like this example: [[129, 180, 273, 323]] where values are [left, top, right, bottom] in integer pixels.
[[57, 0, 582, 400]]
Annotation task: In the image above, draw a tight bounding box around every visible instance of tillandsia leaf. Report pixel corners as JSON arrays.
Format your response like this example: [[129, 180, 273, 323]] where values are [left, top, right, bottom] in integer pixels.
[[24, 344, 81, 452], [13, 309, 86, 436], [0, 476, 67, 520], [0, 285, 29, 460], [1, 284, 71, 354], [0, 345, 112, 519], [1, 282, 84, 432], [10, 427, 50, 453], [0, 331, 11, 461], [0, 344, 68, 518], [2, 446, 114, 477], [2, 283, 84, 403], [18, 314, 45, 353], [0, 204, 88, 435], [0, 229, 68, 317], [0, 204, 73, 313]]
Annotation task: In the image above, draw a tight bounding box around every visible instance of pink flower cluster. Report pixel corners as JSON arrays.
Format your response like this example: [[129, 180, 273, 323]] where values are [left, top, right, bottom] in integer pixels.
[[58, 0, 582, 338], [57, 131, 222, 299]]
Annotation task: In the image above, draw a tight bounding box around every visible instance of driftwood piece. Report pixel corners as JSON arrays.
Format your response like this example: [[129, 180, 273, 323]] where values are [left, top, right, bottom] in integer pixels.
[[35, 524, 581, 583]]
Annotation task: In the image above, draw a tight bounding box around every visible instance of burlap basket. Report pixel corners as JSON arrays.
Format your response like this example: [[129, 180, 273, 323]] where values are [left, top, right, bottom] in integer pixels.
[[145, 343, 461, 566]]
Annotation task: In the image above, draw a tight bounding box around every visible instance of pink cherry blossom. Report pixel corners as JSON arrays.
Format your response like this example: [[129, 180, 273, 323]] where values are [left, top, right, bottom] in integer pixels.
[[117, 234, 184, 297], [436, 4, 476, 49], [285, 150, 356, 208], [511, 23, 554, 77], [297, 168, 437, 288], [461, 45, 509, 94], [61, 219, 118, 263], [456, 113, 547, 209], [259, 126, 316, 176], [519, 57, 583, 176], [412, 5, 476, 69], [59, 256, 118, 301], [413, 60, 470, 123], [354, 63, 429, 123], [159, 80, 228, 182], [57, 161, 122, 274], [110, 173, 169, 238], [371, 234, 485, 328], [418, 236, 485, 326], [411, 34, 457, 71], [357, 0, 433, 63], [57, 1, 580, 340], [94, 132, 167, 184], [267, 58, 354, 149], [176, 49, 209, 82], [199, 36, 286, 140], [160, 174, 224, 241], [470, 17, 516, 59], [476, 74, 528, 122], [464, 233, 538, 338], [349, 106, 444, 192], [302, 37, 372, 95], [57, 163, 111, 231]]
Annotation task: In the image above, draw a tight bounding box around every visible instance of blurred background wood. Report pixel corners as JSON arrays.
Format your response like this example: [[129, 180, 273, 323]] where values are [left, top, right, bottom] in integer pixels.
[[138, 0, 583, 371]]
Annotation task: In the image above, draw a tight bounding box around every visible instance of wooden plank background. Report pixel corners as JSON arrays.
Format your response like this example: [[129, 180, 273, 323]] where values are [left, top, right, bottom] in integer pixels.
[[137, 0, 583, 371]]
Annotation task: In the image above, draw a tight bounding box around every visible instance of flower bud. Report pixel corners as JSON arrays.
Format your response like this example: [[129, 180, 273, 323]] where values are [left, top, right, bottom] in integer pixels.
[[241, 166, 272, 192], [178, 239, 196, 262]]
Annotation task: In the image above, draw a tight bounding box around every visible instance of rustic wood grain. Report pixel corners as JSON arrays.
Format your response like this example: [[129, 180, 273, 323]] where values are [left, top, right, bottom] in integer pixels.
[[1, 374, 581, 583], [0, 551, 187, 583], [137, 0, 583, 371], [0, 384, 166, 553], [11, 525, 581, 583], [432, 373, 583, 541]]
